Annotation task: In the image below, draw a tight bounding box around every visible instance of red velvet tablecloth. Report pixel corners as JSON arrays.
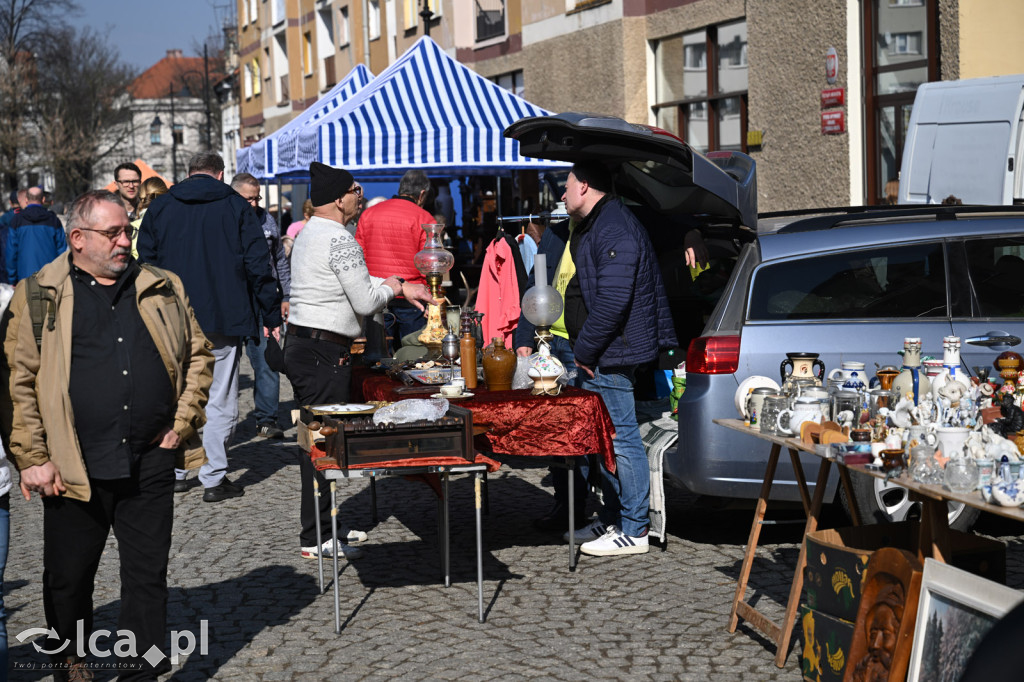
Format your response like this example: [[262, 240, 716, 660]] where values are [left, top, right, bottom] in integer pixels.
[[355, 372, 617, 472]]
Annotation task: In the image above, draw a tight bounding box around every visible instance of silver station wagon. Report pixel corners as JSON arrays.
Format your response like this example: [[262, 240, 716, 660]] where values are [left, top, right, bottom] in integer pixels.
[[675, 206, 1024, 530]]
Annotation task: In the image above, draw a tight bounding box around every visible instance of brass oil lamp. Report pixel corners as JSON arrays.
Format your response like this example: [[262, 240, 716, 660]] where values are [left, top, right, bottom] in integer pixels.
[[413, 223, 454, 355]]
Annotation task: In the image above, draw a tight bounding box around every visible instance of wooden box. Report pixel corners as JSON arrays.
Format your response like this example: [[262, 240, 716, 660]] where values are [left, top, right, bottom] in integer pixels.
[[799, 604, 855, 682], [322, 404, 475, 468], [803, 522, 1005, 623]]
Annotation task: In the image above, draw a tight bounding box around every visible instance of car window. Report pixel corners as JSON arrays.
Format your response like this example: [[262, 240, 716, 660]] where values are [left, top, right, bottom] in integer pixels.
[[748, 243, 947, 320], [965, 236, 1024, 317]]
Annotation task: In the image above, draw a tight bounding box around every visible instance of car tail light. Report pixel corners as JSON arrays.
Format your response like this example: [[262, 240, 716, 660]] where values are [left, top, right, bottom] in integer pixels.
[[687, 335, 740, 374]]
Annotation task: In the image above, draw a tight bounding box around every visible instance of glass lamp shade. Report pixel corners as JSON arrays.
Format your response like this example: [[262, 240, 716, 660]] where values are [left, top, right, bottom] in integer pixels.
[[414, 223, 454, 277], [521, 253, 562, 327], [521, 284, 563, 327]]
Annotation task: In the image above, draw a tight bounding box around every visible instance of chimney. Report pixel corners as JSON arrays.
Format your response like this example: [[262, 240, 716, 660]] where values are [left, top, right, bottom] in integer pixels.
[[166, 49, 183, 59]]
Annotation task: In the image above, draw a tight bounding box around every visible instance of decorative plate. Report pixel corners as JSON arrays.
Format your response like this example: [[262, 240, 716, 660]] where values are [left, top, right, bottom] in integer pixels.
[[734, 375, 782, 418], [307, 403, 377, 415], [431, 392, 475, 400]]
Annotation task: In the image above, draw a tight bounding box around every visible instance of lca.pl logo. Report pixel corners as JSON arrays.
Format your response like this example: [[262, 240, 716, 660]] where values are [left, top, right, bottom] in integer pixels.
[[16, 620, 209, 666]]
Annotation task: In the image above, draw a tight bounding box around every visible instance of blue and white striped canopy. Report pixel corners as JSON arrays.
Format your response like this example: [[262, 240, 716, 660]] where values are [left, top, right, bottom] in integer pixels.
[[288, 37, 567, 178], [236, 64, 373, 179]]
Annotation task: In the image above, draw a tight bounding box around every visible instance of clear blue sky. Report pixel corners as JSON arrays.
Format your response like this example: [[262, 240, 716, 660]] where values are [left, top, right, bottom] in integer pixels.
[[79, 0, 231, 71]]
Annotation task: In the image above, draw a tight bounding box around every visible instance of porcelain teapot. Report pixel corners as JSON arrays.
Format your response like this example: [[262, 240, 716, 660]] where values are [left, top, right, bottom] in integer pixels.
[[777, 397, 824, 437]]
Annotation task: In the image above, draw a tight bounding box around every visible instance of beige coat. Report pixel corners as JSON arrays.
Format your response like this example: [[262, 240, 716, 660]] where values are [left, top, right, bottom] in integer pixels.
[[0, 254, 214, 501]]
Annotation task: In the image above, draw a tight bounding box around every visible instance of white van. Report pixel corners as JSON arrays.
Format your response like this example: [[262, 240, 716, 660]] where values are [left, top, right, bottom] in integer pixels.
[[899, 74, 1024, 205]]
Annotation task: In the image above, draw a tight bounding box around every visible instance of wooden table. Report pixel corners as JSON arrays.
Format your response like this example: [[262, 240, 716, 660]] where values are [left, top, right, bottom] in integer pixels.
[[356, 372, 619, 569], [714, 417, 1024, 668]]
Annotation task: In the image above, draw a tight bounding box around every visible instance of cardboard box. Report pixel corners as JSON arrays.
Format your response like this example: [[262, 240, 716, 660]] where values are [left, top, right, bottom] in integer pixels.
[[803, 522, 1005, 622], [799, 605, 854, 682]]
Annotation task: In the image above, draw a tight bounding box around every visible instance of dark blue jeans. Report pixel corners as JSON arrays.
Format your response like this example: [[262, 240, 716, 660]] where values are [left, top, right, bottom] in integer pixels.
[[580, 365, 649, 537], [245, 331, 280, 425], [385, 301, 427, 352]]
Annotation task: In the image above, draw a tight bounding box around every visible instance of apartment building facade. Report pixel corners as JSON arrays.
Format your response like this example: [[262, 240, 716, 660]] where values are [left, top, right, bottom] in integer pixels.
[[236, 0, 1023, 212]]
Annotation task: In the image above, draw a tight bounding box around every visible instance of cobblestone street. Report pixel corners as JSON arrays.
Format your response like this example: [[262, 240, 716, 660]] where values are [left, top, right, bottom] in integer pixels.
[[6, 360, 1024, 680]]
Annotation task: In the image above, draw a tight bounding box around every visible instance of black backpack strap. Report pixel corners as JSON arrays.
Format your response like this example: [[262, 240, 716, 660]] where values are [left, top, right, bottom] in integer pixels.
[[24, 275, 56, 349]]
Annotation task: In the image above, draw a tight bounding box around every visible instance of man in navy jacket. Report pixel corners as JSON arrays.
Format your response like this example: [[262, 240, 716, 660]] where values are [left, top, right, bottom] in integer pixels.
[[561, 161, 677, 557], [138, 152, 282, 502], [6, 186, 66, 284]]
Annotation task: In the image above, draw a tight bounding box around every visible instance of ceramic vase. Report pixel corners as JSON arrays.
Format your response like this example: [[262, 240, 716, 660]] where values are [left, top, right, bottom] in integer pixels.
[[482, 336, 516, 391]]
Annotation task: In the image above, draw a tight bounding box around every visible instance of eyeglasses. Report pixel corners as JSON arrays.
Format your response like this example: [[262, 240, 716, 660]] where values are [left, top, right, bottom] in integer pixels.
[[116, 179, 141, 186], [347, 185, 363, 197], [244, 195, 262, 204], [79, 225, 139, 241]]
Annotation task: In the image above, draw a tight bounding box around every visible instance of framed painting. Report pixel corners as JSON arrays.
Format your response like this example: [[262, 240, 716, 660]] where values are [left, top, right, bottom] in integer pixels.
[[907, 558, 1024, 682]]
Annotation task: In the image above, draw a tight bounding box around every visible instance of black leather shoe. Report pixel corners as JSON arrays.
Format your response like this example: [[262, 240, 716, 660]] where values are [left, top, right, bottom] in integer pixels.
[[174, 479, 190, 493], [203, 478, 244, 503]]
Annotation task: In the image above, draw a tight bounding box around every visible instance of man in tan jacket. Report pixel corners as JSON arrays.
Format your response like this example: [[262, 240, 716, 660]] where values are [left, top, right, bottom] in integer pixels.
[[0, 190, 213, 681]]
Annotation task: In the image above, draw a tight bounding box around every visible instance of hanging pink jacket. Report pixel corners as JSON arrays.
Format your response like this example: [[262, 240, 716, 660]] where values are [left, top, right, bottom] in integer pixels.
[[477, 237, 521, 346]]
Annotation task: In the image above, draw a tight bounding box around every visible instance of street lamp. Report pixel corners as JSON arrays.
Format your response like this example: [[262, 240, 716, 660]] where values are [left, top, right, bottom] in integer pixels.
[[420, 0, 434, 37]]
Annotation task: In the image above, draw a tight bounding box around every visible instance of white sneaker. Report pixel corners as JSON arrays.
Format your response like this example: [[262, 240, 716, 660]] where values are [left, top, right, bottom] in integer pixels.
[[580, 526, 649, 556], [563, 518, 607, 544], [346, 529, 368, 543], [301, 540, 365, 560]]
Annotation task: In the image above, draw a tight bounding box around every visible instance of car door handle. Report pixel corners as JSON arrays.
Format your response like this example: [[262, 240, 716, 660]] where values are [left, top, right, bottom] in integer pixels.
[[965, 334, 1022, 346]]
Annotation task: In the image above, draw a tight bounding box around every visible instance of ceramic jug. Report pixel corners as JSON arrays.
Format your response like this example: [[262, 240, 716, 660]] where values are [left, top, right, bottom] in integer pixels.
[[828, 361, 868, 390], [871, 365, 900, 391], [481, 336, 516, 391], [893, 337, 931, 405]]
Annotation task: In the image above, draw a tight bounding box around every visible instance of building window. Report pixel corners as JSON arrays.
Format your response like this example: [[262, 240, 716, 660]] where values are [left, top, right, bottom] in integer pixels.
[[251, 58, 261, 96], [172, 123, 184, 145], [150, 116, 162, 145], [338, 6, 350, 46], [888, 31, 923, 55], [491, 70, 523, 98], [368, 0, 381, 40], [302, 31, 313, 75], [476, 0, 505, 42], [404, 0, 417, 30], [864, 0, 937, 204], [317, 9, 336, 89], [652, 20, 748, 154], [243, 63, 253, 99]]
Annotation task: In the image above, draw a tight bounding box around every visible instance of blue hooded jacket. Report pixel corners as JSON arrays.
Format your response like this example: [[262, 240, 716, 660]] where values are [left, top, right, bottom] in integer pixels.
[[7, 204, 67, 284], [570, 197, 676, 368], [137, 173, 282, 337]]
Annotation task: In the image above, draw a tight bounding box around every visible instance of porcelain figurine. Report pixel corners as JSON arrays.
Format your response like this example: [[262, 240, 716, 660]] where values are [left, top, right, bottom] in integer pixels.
[[991, 393, 1024, 438], [893, 338, 931, 406]]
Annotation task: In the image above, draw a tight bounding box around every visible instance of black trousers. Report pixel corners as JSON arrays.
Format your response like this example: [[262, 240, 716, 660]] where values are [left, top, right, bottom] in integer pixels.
[[43, 447, 176, 681], [283, 335, 351, 546]]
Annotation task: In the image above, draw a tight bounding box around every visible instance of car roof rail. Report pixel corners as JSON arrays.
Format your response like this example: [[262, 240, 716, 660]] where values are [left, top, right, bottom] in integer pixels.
[[768, 204, 1024, 234]]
